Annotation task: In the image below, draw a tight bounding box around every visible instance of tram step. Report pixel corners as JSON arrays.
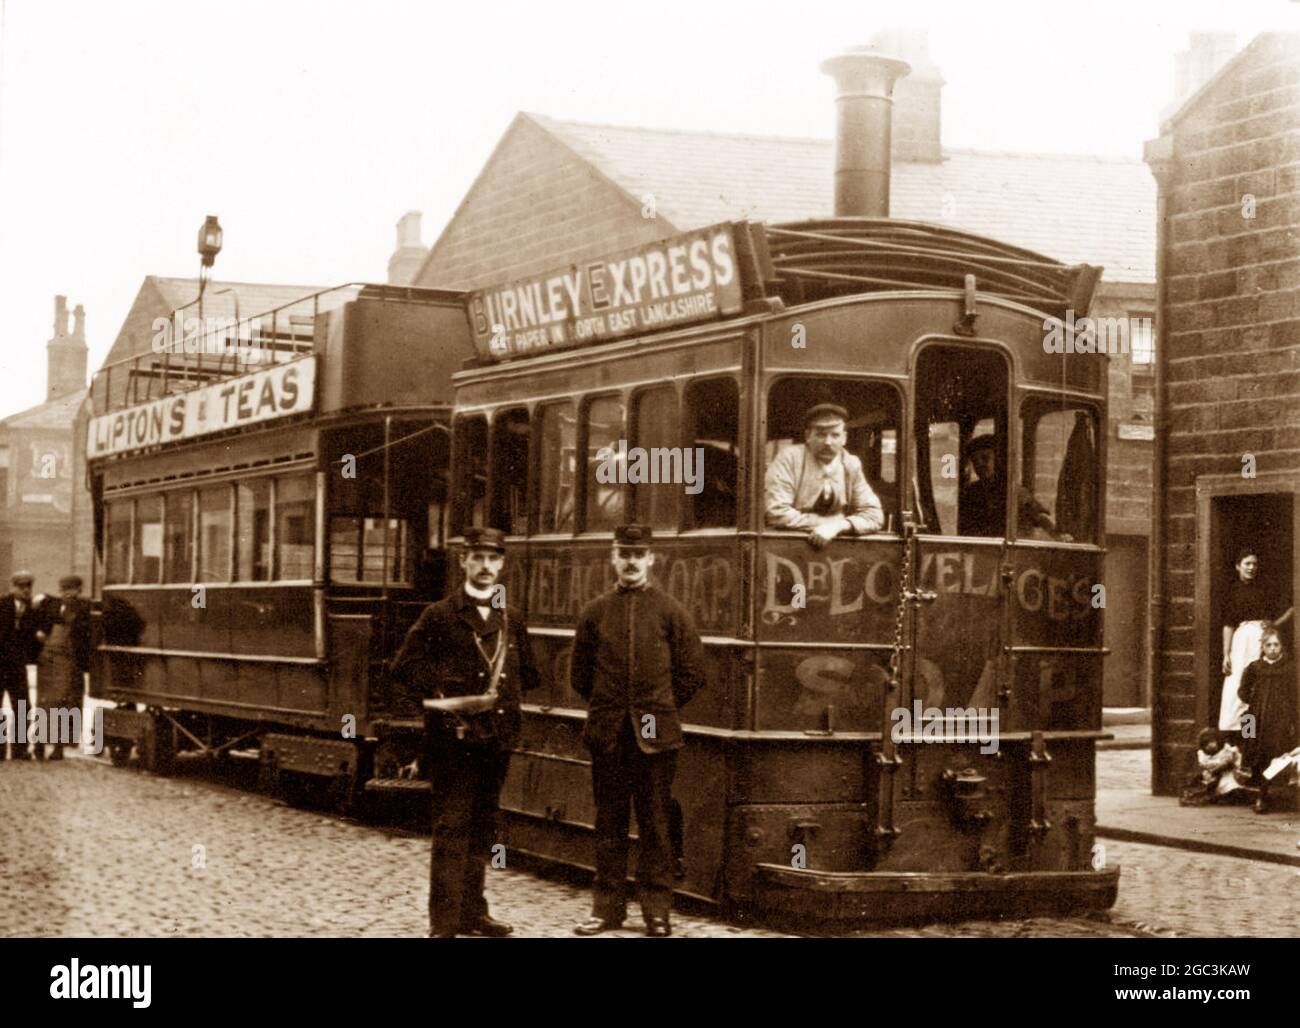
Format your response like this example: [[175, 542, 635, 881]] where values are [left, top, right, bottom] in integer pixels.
[[364, 777, 432, 793]]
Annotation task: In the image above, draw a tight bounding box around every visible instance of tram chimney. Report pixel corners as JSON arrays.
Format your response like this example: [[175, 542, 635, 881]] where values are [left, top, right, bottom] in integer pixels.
[[820, 47, 911, 218]]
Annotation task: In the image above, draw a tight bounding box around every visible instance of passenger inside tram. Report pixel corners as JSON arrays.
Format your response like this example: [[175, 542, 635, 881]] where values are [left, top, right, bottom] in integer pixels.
[[959, 433, 1070, 541], [765, 382, 896, 546]]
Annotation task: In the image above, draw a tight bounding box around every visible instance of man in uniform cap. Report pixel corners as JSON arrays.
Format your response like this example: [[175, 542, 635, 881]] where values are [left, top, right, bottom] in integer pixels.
[[35, 575, 92, 760], [0, 573, 46, 760], [391, 526, 541, 937], [571, 524, 707, 937], [765, 403, 884, 548]]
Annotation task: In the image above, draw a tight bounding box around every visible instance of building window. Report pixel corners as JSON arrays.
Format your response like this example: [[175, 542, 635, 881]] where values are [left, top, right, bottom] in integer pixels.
[[235, 479, 271, 582], [1130, 312, 1155, 365], [537, 402, 576, 534]]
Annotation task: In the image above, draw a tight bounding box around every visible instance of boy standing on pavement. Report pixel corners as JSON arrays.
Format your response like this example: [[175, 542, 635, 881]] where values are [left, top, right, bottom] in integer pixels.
[[570, 525, 707, 938], [391, 527, 541, 938]]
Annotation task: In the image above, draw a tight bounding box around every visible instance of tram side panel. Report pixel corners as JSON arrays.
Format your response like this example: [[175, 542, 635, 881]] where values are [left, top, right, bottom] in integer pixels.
[[500, 536, 745, 903]]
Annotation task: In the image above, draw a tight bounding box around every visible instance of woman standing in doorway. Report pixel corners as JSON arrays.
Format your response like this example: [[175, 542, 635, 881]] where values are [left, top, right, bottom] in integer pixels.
[[1220, 548, 1293, 732]]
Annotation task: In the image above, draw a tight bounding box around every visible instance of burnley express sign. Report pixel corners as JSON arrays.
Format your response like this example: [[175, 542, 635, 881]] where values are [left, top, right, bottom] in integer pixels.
[[467, 224, 746, 360]]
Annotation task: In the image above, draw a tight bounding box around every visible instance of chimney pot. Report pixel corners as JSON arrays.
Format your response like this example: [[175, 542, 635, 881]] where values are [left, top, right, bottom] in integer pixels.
[[821, 47, 911, 218]]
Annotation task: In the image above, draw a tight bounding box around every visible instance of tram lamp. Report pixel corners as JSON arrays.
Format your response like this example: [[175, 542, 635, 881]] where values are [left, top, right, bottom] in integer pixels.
[[198, 215, 223, 268]]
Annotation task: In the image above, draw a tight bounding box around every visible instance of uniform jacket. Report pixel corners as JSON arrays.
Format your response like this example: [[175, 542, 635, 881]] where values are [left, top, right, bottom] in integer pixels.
[[570, 583, 707, 755], [0, 593, 45, 686], [38, 595, 93, 674], [390, 589, 541, 751]]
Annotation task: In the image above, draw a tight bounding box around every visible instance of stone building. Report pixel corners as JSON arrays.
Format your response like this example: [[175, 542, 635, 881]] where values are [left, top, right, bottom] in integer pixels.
[[0, 296, 89, 589], [410, 31, 1159, 708], [1145, 32, 1300, 793]]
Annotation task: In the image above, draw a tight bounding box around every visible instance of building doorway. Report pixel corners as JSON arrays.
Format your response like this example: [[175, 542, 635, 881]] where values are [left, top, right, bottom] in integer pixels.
[[1206, 492, 1294, 726]]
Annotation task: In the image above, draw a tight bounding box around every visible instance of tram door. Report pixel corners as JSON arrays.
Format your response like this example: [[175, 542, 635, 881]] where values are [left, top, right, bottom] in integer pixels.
[[909, 344, 1013, 713]]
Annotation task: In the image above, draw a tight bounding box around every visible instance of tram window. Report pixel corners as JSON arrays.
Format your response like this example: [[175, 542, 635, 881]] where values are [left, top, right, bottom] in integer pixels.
[[764, 377, 900, 533], [235, 479, 271, 582], [685, 377, 739, 529], [275, 474, 316, 580], [198, 485, 233, 582], [453, 416, 488, 534], [913, 347, 1009, 536], [132, 495, 162, 584], [490, 409, 530, 535], [105, 500, 132, 585], [537, 402, 576, 534], [163, 491, 194, 583], [330, 516, 413, 585], [1022, 401, 1099, 543], [584, 395, 626, 533], [631, 386, 679, 530]]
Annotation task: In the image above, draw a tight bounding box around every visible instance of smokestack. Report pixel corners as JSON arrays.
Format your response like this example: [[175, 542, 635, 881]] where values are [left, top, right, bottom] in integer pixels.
[[821, 47, 911, 217]]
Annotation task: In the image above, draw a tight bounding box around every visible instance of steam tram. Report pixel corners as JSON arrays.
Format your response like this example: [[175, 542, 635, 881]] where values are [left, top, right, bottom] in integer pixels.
[[454, 213, 1117, 923], [87, 51, 1120, 925]]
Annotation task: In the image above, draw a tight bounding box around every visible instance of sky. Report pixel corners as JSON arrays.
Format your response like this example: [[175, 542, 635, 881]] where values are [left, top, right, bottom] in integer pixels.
[[0, 0, 1296, 420]]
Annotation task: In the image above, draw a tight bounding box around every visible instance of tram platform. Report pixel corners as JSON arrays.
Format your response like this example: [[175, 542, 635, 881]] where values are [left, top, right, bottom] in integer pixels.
[[1096, 745, 1300, 868]]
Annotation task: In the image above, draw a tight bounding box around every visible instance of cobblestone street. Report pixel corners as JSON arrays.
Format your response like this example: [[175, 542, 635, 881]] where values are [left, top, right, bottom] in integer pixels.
[[4, 752, 1293, 939]]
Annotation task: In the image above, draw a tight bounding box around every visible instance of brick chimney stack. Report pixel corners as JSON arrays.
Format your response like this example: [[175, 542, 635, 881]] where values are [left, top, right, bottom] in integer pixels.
[[1164, 32, 1237, 118], [47, 294, 88, 401], [869, 29, 943, 163], [387, 211, 430, 285]]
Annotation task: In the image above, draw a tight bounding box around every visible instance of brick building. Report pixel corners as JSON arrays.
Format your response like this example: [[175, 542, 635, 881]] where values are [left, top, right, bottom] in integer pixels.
[[0, 296, 89, 589], [412, 31, 1159, 708], [1145, 32, 1300, 794]]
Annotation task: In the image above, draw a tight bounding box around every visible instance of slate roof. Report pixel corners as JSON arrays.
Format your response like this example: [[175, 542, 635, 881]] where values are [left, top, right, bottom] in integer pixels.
[[0, 388, 89, 430], [529, 113, 1156, 284], [148, 277, 338, 325]]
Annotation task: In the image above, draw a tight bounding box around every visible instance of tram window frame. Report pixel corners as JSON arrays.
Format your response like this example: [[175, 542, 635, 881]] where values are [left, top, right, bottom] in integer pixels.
[[763, 375, 903, 535], [490, 407, 532, 536], [452, 414, 489, 536], [684, 376, 742, 531], [629, 384, 681, 531], [274, 473, 316, 581], [535, 401, 577, 536], [912, 345, 1011, 538], [104, 498, 133, 585], [1019, 398, 1101, 544], [132, 495, 162, 584], [235, 478, 272, 583], [580, 392, 627, 534], [162, 489, 195, 583], [197, 484, 234, 583]]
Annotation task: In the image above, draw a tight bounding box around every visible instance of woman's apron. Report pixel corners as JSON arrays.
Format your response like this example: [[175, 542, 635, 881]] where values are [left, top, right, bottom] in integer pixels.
[[1219, 619, 1266, 731]]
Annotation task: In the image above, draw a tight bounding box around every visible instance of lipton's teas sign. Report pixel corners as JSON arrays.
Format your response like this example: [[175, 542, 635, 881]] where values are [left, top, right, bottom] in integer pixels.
[[468, 224, 744, 360], [88, 357, 315, 459]]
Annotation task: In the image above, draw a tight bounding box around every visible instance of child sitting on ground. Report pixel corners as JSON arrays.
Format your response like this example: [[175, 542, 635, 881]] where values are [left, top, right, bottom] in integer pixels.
[[1180, 727, 1245, 806], [1238, 626, 1297, 813]]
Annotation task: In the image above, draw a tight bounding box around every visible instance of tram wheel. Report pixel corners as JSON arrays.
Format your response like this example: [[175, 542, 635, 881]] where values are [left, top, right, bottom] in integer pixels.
[[107, 742, 133, 767], [277, 769, 317, 809]]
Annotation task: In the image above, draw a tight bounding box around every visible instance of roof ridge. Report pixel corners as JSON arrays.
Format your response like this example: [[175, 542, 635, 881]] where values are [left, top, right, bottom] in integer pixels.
[[536, 114, 1147, 165]]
